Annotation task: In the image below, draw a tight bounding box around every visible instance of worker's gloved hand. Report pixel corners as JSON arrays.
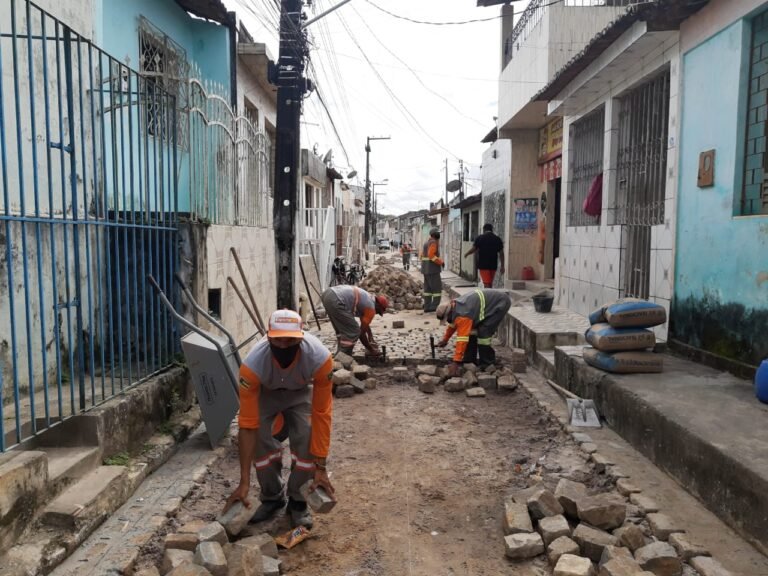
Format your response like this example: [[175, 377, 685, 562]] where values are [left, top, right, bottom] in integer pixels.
[[436, 339, 448, 348], [223, 482, 250, 514], [310, 468, 336, 501], [446, 362, 462, 377]]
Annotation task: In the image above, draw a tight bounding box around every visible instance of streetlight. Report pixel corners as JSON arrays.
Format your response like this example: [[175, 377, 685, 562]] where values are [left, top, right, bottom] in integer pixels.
[[372, 181, 388, 242], [364, 136, 390, 246]]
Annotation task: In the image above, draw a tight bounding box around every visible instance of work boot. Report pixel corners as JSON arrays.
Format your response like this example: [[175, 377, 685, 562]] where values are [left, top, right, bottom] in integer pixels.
[[288, 498, 313, 530], [478, 345, 496, 369], [248, 498, 286, 524]]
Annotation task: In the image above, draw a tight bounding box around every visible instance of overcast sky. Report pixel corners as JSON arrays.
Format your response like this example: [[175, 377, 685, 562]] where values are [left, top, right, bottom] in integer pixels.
[[226, 0, 509, 216]]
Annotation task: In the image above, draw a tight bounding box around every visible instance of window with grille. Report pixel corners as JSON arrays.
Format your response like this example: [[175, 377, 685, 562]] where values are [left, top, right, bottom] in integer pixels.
[[742, 11, 768, 215], [139, 18, 189, 149], [568, 106, 605, 226]]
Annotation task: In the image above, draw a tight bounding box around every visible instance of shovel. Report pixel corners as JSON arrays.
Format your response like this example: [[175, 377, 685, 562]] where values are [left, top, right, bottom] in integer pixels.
[[546, 379, 602, 428]]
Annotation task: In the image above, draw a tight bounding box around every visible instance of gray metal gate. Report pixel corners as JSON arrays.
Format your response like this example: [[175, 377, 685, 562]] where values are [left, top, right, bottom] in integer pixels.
[[0, 0, 179, 451], [616, 70, 670, 299], [568, 105, 604, 226]]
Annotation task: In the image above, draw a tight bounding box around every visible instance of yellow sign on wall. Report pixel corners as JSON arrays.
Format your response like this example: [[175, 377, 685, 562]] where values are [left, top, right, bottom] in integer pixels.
[[538, 118, 563, 164]]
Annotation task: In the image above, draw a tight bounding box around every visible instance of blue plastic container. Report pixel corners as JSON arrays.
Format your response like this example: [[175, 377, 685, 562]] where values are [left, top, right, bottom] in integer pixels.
[[756, 360, 768, 404]]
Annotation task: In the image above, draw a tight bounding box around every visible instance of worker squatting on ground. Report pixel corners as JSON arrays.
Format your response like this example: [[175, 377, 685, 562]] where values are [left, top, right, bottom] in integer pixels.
[[320, 285, 389, 356], [421, 228, 444, 313], [223, 310, 335, 530], [436, 289, 512, 376], [464, 223, 505, 288]]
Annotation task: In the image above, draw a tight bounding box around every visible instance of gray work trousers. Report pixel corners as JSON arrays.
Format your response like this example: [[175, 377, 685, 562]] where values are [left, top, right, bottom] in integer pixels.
[[254, 387, 314, 503], [321, 290, 360, 353], [422, 273, 442, 312]]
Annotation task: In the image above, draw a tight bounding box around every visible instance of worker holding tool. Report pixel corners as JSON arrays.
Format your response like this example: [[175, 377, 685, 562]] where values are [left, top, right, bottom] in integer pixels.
[[223, 309, 335, 530], [421, 228, 444, 313], [435, 289, 512, 374], [320, 285, 389, 356]]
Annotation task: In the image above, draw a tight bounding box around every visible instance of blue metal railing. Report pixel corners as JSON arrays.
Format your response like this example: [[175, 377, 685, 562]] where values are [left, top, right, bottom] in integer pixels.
[[0, 0, 179, 451]]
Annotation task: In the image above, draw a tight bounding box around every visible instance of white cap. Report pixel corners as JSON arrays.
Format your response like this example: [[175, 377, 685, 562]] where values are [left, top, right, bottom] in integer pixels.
[[267, 309, 304, 338]]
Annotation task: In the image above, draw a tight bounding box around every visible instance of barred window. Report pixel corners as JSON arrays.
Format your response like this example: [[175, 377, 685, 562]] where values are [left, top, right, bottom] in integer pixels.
[[139, 18, 189, 149], [742, 11, 768, 215], [568, 106, 605, 226]]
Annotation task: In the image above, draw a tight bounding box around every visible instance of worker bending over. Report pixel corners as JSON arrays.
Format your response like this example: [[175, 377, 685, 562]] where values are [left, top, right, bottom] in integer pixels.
[[436, 289, 512, 374], [321, 285, 389, 356]]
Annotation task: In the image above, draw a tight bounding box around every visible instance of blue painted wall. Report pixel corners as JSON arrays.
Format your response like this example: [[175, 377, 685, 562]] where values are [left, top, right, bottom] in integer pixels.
[[98, 0, 231, 213], [674, 18, 768, 365]]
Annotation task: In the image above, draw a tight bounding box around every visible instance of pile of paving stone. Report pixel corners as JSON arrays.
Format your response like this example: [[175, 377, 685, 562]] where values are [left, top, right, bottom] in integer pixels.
[[146, 515, 282, 576], [360, 264, 423, 310], [330, 351, 376, 398], [500, 458, 732, 576], [391, 362, 520, 396], [374, 256, 393, 265]]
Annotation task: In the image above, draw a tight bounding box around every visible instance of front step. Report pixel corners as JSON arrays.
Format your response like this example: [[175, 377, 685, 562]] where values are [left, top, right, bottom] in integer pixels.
[[535, 350, 556, 381], [42, 465, 128, 529], [45, 447, 102, 492]]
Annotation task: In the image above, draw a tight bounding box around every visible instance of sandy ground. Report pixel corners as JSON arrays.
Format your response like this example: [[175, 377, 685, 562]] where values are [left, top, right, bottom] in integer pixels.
[[136, 352, 598, 575]]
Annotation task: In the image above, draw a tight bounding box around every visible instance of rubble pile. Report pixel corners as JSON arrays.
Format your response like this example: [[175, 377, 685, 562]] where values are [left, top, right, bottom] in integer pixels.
[[331, 351, 375, 398], [360, 265, 423, 311], [375, 256, 393, 265]]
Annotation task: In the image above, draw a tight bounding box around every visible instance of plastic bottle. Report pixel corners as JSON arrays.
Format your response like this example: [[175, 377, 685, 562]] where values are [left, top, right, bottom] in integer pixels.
[[756, 360, 768, 404]]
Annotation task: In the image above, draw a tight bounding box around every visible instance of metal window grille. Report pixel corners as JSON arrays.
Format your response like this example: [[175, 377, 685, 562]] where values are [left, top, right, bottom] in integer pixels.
[[139, 17, 189, 150], [743, 11, 768, 216], [0, 0, 179, 451], [568, 106, 605, 226]]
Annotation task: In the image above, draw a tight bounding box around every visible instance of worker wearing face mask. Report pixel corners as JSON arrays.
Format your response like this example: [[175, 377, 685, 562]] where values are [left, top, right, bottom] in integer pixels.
[[223, 310, 335, 530]]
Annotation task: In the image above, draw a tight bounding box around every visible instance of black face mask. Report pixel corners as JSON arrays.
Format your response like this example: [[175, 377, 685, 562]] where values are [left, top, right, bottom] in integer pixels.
[[271, 343, 301, 368]]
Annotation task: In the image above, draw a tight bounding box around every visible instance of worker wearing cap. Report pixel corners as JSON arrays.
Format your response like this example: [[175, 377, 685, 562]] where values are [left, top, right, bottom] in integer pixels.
[[320, 285, 388, 356], [421, 228, 444, 313], [224, 310, 335, 530], [436, 289, 511, 374]]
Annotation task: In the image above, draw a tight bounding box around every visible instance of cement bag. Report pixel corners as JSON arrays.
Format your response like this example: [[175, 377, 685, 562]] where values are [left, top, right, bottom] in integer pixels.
[[589, 298, 666, 328], [583, 347, 663, 374], [585, 323, 656, 352]]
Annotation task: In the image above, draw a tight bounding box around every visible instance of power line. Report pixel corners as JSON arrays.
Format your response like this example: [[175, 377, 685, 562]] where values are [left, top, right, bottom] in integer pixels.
[[364, 0, 503, 25]]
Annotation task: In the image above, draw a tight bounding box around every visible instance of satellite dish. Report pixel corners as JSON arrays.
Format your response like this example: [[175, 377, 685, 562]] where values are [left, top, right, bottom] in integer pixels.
[[446, 179, 462, 193], [347, 170, 358, 179], [322, 149, 333, 164]]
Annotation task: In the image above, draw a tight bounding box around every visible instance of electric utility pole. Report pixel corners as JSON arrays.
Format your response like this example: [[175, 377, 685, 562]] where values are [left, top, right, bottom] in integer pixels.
[[445, 158, 449, 205], [364, 136, 390, 247], [274, 0, 309, 309]]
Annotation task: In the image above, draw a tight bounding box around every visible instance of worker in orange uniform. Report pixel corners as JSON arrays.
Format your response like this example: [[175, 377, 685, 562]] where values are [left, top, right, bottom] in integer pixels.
[[223, 310, 335, 530], [421, 228, 444, 313], [321, 285, 389, 356], [436, 289, 512, 373]]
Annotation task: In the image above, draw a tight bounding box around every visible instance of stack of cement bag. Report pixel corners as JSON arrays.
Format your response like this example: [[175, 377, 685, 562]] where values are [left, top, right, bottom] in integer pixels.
[[582, 299, 666, 374]]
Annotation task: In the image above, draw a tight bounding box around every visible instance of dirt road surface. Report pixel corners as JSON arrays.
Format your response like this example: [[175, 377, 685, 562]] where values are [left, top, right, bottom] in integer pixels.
[[136, 356, 596, 575]]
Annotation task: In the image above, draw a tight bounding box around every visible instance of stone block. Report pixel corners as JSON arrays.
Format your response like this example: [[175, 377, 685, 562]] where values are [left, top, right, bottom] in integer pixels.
[[548, 536, 581, 566], [462, 371, 479, 388], [690, 556, 732, 576], [416, 364, 438, 376], [194, 541, 227, 576], [599, 556, 643, 576], [577, 495, 626, 530], [352, 365, 371, 380], [634, 542, 682, 576], [477, 374, 497, 390], [179, 520, 208, 535], [591, 453, 613, 473], [539, 515, 571, 546], [262, 555, 281, 576], [616, 479, 641, 497], [599, 545, 634, 567], [554, 554, 595, 576], [392, 320, 405, 329], [646, 513, 684, 541], [613, 524, 646, 552], [605, 466, 629, 481], [668, 532, 709, 562], [528, 488, 564, 520], [581, 443, 598, 455], [364, 378, 378, 390], [166, 564, 214, 576], [418, 377, 436, 394], [334, 351, 354, 369], [197, 522, 228, 546], [497, 375, 519, 392], [217, 500, 256, 538], [555, 478, 588, 519], [503, 499, 533, 535], [444, 378, 466, 392], [161, 549, 195, 574], [392, 367, 410, 382], [629, 494, 659, 514], [224, 541, 262, 576], [135, 568, 161, 576], [165, 532, 199, 552], [332, 369, 352, 386], [573, 523, 618, 563], [572, 433, 593, 444], [463, 363, 478, 373], [334, 385, 355, 398], [236, 534, 278, 560], [466, 387, 486, 398], [504, 532, 545, 560], [349, 378, 366, 394], [332, 361, 343, 372]]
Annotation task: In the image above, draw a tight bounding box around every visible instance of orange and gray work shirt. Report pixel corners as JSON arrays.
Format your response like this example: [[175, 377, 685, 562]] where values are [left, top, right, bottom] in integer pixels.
[[421, 238, 444, 275], [238, 332, 334, 458], [328, 285, 377, 330], [441, 289, 511, 362]]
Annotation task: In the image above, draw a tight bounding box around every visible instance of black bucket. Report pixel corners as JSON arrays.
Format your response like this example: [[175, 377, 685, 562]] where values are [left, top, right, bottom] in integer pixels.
[[533, 294, 554, 313]]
